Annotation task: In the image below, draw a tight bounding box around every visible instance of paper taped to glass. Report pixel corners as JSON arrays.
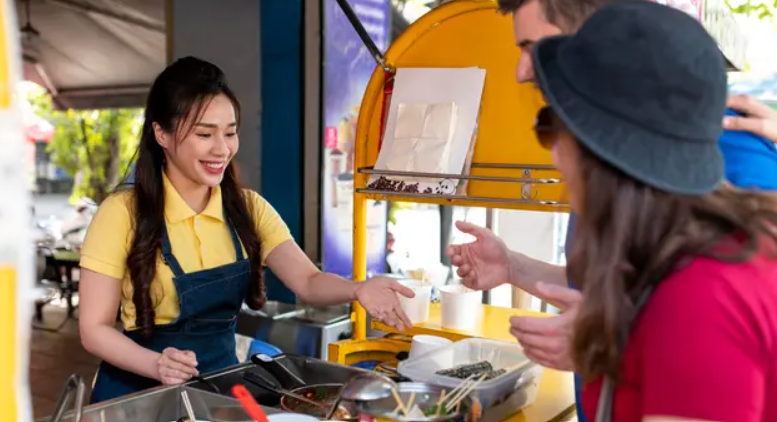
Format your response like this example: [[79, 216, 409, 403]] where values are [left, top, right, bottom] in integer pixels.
[[370, 67, 486, 195]]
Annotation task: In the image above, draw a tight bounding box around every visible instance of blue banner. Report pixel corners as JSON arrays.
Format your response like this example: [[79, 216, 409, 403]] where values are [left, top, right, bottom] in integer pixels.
[[322, 0, 390, 278]]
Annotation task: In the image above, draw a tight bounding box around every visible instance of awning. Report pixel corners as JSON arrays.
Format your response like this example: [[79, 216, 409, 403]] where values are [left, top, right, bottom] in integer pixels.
[[18, 0, 165, 110]]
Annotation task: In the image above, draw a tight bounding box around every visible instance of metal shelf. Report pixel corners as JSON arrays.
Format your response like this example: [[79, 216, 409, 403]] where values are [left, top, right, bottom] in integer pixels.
[[356, 164, 567, 207]]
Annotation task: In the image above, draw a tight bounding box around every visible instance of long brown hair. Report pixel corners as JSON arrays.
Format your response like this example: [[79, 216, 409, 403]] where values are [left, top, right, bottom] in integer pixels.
[[121, 57, 265, 338], [569, 143, 777, 381]]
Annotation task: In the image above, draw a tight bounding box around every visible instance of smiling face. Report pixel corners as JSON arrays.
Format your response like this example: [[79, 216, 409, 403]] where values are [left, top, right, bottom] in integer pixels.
[[154, 93, 239, 189]]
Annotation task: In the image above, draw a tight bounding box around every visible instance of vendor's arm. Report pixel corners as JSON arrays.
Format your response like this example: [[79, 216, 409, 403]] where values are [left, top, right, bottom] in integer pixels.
[[266, 240, 358, 305], [251, 192, 414, 330], [79, 270, 170, 380], [447, 221, 567, 298], [78, 194, 197, 384]]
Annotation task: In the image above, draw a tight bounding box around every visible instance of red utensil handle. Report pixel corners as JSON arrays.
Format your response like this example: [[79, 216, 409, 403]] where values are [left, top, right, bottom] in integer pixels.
[[232, 384, 268, 422]]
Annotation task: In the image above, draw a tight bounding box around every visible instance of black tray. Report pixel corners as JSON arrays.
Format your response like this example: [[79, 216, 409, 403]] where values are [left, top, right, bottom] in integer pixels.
[[185, 353, 371, 406]]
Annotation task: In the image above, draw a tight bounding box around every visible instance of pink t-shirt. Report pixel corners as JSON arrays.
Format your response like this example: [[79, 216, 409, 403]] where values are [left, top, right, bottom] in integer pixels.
[[582, 245, 777, 422]]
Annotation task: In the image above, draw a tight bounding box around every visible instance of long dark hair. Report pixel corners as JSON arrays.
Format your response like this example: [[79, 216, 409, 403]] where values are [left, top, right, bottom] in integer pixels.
[[569, 144, 777, 381], [124, 56, 265, 338]]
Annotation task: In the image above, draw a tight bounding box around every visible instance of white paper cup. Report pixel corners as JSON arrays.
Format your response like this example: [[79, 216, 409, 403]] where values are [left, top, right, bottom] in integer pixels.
[[268, 414, 320, 422], [397, 279, 432, 324], [409, 334, 452, 359], [439, 284, 482, 331]]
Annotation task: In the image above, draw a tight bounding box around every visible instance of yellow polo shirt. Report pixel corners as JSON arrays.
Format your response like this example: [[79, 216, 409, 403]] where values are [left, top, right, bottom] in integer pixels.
[[79, 174, 293, 330]]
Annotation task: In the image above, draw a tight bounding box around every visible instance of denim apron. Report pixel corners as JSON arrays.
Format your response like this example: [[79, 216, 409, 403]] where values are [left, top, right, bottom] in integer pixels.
[[90, 216, 251, 403]]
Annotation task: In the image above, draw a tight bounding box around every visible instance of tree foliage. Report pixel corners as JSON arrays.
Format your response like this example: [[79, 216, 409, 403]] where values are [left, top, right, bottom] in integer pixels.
[[727, 0, 777, 19], [24, 83, 142, 204]]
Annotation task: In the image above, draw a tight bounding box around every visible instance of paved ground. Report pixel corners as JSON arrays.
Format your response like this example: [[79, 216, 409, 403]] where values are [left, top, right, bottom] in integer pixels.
[[29, 304, 98, 419]]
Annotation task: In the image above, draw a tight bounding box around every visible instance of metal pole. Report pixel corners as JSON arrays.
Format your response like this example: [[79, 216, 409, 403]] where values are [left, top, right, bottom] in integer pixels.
[[334, 0, 392, 73]]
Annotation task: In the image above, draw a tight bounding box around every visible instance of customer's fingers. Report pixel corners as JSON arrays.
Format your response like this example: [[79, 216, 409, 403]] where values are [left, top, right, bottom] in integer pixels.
[[723, 114, 777, 142], [728, 94, 777, 119], [394, 303, 413, 330]]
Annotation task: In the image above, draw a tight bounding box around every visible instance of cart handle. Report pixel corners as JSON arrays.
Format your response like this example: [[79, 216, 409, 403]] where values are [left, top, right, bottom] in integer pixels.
[[335, 0, 393, 73]]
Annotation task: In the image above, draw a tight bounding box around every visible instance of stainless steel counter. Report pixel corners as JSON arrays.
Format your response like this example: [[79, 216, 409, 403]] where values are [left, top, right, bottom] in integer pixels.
[[40, 355, 368, 422], [237, 304, 352, 360], [37, 385, 278, 422]]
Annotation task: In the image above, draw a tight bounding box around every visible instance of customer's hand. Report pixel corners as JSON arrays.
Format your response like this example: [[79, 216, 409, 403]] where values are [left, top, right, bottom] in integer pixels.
[[510, 282, 582, 372], [724, 94, 777, 143], [157, 347, 199, 385], [356, 276, 414, 332], [446, 221, 512, 291]]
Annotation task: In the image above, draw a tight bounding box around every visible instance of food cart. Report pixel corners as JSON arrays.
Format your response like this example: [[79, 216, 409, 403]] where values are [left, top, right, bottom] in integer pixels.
[[326, 1, 575, 421]]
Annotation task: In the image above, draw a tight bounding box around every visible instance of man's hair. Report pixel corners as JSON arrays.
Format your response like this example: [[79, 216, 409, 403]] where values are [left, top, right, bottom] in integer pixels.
[[497, 0, 623, 31]]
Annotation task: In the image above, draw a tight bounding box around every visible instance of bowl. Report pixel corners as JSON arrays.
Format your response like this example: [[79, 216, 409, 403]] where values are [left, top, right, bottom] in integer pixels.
[[355, 382, 475, 422]]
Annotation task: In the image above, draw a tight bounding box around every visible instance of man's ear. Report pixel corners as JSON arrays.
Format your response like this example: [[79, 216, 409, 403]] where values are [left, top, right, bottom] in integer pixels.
[[152, 122, 170, 149]]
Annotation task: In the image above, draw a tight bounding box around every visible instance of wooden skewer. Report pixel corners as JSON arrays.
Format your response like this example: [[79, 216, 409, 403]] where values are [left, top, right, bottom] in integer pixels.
[[391, 388, 409, 416], [406, 392, 417, 416], [439, 375, 475, 410], [502, 360, 533, 375], [443, 378, 475, 409], [435, 390, 447, 417], [447, 373, 488, 410]]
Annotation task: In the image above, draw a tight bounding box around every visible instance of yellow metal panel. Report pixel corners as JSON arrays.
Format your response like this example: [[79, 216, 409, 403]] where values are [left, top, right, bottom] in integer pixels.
[[328, 338, 411, 365], [352, 194, 369, 340], [371, 303, 548, 342], [0, 267, 17, 421], [0, 0, 21, 419], [353, 0, 568, 212]]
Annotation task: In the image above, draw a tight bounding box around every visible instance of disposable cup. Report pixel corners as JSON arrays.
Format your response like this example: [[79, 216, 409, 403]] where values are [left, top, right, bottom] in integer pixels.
[[439, 284, 482, 331], [397, 279, 432, 324]]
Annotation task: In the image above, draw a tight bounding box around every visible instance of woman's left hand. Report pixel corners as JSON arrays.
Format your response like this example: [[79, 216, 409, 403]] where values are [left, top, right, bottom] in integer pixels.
[[355, 276, 415, 332]]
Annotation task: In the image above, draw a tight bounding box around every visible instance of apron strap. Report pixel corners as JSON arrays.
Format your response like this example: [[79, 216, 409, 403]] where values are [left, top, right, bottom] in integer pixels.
[[160, 207, 246, 278], [160, 220, 186, 277], [226, 218, 245, 261]]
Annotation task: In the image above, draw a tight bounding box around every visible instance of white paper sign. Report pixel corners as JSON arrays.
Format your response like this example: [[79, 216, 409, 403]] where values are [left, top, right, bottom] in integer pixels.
[[370, 67, 486, 195]]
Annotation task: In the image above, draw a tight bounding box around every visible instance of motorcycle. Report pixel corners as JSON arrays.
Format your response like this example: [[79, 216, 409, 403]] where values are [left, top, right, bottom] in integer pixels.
[[32, 198, 97, 328]]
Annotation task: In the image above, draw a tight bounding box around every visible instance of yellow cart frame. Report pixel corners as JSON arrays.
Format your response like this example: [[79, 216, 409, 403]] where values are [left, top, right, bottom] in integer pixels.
[[345, 0, 569, 344], [327, 2, 575, 421]]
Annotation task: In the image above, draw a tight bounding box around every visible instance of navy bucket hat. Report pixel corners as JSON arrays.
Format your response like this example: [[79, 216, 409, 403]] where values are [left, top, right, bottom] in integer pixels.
[[532, 0, 728, 195]]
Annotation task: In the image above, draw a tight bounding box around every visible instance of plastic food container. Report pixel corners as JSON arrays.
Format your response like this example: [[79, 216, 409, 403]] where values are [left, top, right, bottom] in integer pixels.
[[438, 285, 482, 331], [398, 279, 433, 324], [396, 338, 543, 420]]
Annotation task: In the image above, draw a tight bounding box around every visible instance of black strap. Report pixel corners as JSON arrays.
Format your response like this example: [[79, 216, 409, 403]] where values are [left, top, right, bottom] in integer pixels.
[[595, 285, 655, 422]]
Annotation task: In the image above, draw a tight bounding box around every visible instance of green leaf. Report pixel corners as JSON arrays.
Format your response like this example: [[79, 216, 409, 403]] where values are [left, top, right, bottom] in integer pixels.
[[25, 86, 143, 204]]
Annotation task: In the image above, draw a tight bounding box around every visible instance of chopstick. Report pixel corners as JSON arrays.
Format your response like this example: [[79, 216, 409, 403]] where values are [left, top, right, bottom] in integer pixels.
[[181, 390, 196, 422]]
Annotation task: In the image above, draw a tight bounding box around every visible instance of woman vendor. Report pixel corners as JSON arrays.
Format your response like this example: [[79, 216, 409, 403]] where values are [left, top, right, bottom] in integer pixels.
[[79, 56, 415, 403]]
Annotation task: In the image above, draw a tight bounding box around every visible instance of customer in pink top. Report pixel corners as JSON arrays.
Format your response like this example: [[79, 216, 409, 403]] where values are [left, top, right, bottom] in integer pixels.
[[528, 1, 777, 421]]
